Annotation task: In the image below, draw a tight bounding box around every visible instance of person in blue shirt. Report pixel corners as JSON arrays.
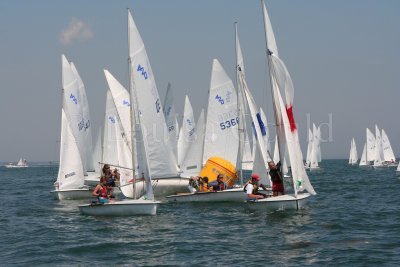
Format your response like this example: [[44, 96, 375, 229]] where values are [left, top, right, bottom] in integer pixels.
[[209, 174, 228, 191]]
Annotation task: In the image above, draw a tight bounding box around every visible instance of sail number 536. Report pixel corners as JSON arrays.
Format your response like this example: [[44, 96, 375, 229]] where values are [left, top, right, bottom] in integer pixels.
[[220, 117, 239, 130]]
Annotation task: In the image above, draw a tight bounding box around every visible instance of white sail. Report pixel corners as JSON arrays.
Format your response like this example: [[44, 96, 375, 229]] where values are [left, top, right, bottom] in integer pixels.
[[366, 128, 376, 162], [56, 109, 85, 190], [259, 108, 270, 156], [316, 126, 322, 162], [61, 55, 88, 175], [359, 143, 367, 166], [272, 134, 289, 174], [268, 52, 316, 195], [381, 129, 396, 162], [273, 135, 279, 163], [16, 158, 28, 167], [163, 82, 178, 159], [310, 124, 321, 163], [128, 10, 178, 179], [309, 124, 319, 168], [349, 138, 358, 164], [305, 128, 313, 166], [240, 70, 270, 184], [242, 132, 254, 171], [177, 95, 196, 167], [373, 125, 385, 167], [92, 128, 102, 173], [102, 91, 120, 167], [235, 23, 247, 180], [69, 62, 95, 172], [104, 70, 132, 151], [180, 109, 206, 177], [203, 59, 239, 165]]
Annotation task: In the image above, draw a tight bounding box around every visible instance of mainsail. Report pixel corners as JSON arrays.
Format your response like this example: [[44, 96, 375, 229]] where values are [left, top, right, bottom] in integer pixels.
[[203, 59, 239, 166], [128, 10, 178, 179]]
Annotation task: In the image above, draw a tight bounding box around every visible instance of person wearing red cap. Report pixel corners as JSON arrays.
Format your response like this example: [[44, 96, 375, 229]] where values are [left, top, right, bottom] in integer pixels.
[[244, 173, 268, 200]]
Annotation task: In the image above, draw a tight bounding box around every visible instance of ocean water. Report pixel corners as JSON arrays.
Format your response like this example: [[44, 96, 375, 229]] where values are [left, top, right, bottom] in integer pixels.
[[1, 160, 399, 266]]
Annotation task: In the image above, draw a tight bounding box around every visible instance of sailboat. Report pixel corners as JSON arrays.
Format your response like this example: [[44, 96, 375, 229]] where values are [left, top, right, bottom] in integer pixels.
[[305, 123, 321, 170], [381, 129, 396, 166], [177, 95, 196, 167], [304, 128, 312, 168], [52, 55, 91, 200], [79, 9, 162, 215], [373, 125, 386, 168], [166, 25, 257, 203], [166, 58, 247, 203], [163, 83, 179, 160], [245, 1, 316, 211], [359, 128, 375, 166], [5, 158, 29, 168], [348, 138, 358, 165]]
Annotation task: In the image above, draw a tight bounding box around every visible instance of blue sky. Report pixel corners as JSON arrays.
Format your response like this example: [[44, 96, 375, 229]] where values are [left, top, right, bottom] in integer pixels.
[[0, 0, 399, 161]]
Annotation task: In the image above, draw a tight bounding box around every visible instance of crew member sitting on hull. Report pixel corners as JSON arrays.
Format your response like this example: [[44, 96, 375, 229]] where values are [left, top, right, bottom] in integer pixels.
[[244, 173, 268, 200], [92, 176, 110, 204], [198, 177, 210, 192], [188, 176, 211, 193], [209, 174, 228, 192]]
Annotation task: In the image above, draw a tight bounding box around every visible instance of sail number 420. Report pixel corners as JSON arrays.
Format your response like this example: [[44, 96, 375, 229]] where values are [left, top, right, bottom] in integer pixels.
[[220, 117, 239, 130]]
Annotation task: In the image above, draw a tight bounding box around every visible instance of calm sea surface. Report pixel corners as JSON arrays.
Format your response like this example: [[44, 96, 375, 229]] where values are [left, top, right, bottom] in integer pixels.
[[1, 160, 399, 266]]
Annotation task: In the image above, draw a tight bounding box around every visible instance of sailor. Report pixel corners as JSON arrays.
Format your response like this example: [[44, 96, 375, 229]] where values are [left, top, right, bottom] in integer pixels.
[[92, 176, 110, 204], [209, 174, 228, 191], [268, 161, 285, 196], [244, 173, 267, 200]]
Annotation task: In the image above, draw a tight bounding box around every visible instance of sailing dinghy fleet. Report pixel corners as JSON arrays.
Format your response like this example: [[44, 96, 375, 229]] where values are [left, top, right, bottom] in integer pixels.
[[350, 125, 397, 168], [51, 1, 322, 215]]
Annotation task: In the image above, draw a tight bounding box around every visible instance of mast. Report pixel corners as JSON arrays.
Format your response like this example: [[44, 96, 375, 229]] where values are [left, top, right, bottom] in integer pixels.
[[235, 22, 244, 186], [128, 8, 136, 200]]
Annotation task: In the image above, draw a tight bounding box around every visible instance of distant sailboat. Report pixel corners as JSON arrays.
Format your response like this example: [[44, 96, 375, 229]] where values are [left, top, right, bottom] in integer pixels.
[[381, 129, 396, 165], [5, 158, 29, 168], [348, 138, 358, 165], [373, 125, 386, 168]]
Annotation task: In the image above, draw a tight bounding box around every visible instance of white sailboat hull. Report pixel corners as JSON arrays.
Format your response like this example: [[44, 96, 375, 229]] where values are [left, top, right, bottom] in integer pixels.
[[246, 193, 311, 211], [5, 165, 28, 168], [79, 199, 159, 216], [165, 188, 271, 203], [51, 188, 92, 200], [118, 177, 191, 199], [84, 172, 101, 187]]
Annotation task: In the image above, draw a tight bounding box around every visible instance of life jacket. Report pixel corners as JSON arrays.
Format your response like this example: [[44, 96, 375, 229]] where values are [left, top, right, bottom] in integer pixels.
[[243, 181, 259, 194], [98, 186, 108, 198]]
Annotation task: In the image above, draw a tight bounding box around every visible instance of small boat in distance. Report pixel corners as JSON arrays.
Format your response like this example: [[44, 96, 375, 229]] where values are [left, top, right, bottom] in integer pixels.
[[5, 158, 29, 168]]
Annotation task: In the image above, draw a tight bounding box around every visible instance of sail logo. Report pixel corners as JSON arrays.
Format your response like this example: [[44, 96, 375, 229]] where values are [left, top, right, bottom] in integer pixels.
[[70, 94, 78, 104], [186, 119, 192, 126], [123, 100, 131, 107], [188, 128, 195, 137], [168, 125, 175, 132], [215, 95, 224, 105], [155, 99, 161, 113], [137, 64, 148, 80], [78, 119, 90, 131], [65, 171, 76, 179], [109, 116, 116, 124]]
